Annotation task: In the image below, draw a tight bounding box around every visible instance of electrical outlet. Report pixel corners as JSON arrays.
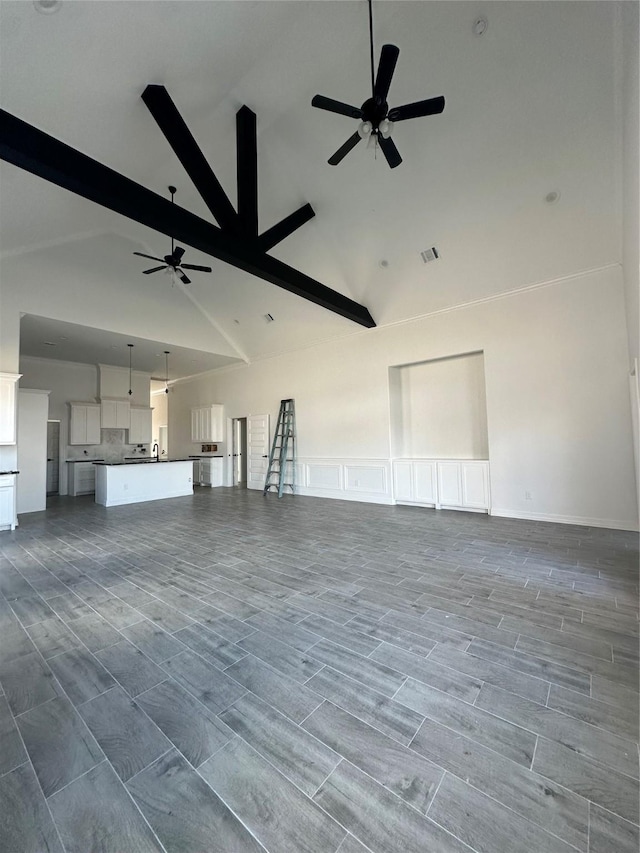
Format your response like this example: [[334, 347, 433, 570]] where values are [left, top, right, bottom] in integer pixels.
[[353, 479, 360, 487], [124, 483, 128, 491], [524, 491, 532, 501]]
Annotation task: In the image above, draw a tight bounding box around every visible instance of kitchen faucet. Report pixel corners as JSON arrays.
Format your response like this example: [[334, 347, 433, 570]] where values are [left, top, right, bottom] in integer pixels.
[[152, 443, 159, 460]]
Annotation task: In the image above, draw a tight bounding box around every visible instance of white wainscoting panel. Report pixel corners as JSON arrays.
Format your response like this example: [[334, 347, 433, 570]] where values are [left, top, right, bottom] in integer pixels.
[[345, 465, 387, 494], [306, 463, 343, 491], [296, 459, 393, 504]]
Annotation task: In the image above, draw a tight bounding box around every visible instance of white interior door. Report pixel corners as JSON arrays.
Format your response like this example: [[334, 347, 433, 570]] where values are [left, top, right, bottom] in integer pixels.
[[247, 413, 270, 490]]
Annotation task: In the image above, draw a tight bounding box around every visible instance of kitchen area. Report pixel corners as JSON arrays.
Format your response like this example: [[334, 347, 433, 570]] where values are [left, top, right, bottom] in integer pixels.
[[0, 357, 225, 530]]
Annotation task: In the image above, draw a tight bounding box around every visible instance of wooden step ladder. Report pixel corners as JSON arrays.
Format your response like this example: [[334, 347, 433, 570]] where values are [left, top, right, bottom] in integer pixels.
[[263, 399, 296, 497]]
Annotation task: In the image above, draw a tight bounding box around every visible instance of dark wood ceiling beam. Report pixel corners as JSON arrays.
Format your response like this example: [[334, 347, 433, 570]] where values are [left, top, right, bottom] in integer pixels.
[[0, 108, 376, 328], [257, 203, 316, 252], [141, 85, 239, 233], [236, 106, 258, 237]]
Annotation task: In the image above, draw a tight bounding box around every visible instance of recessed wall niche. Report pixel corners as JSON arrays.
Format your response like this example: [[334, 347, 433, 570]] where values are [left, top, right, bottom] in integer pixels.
[[389, 351, 489, 459]]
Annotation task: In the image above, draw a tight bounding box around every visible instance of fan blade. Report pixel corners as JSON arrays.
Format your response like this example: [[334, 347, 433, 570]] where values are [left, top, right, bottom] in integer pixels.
[[142, 266, 168, 274], [328, 131, 362, 165], [374, 44, 399, 102], [181, 264, 212, 273], [178, 272, 191, 285], [378, 134, 402, 169], [388, 96, 445, 122], [133, 252, 164, 262], [173, 246, 185, 261], [312, 95, 362, 120]]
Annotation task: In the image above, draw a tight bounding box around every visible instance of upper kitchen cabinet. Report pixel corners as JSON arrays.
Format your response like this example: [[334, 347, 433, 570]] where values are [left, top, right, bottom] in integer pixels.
[[0, 373, 21, 444], [101, 398, 130, 429], [69, 402, 101, 445], [129, 406, 153, 444], [191, 405, 224, 442]]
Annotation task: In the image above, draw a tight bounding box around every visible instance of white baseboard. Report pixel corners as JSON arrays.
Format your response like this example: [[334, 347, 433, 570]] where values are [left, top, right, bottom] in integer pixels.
[[295, 485, 395, 505], [491, 508, 639, 532]]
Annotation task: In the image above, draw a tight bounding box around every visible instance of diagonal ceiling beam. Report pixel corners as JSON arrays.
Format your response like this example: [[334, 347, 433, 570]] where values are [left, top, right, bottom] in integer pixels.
[[236, 106, 258, 237], [141, 85, 239, 233], [0, 108, 376, 328], [257, 203, 316, 253]]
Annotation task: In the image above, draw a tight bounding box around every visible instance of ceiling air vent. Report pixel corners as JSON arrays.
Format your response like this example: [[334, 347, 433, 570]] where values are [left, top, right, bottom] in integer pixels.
[[420, 247, 440, 264]]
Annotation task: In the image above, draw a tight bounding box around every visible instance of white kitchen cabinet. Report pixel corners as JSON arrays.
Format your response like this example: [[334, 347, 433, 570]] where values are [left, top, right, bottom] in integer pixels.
[[192, 457, 223, 487], [69, 403, 101, 445], [101, 399, 130, 429], [393, 459, 490, 512], [461, 462, 491, 509], [129, 407, 153, 444], [0, 373, 21, 445], [67, 461, 98, 496], [191, 405, 224, 442], [0, 473, 18, 530], [393, 460, 437, 505], [437, 462, 463, 506]]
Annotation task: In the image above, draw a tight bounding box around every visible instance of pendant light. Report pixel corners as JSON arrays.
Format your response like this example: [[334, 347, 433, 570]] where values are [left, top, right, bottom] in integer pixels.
[[164, 351, 170, 394], [127, 343, 134, 396]]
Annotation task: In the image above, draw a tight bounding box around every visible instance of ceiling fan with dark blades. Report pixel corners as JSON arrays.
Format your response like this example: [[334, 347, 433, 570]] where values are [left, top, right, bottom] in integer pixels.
[[312, 0, 445, 168], [133, 186, 213, 284]]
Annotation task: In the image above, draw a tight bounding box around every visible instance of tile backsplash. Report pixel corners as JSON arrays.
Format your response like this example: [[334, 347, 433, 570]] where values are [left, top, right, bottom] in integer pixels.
[[66, 429, 148, 463]]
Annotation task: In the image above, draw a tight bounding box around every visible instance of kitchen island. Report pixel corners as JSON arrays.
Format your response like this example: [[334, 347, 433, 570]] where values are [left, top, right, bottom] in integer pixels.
[[93, 459, 194, 507]]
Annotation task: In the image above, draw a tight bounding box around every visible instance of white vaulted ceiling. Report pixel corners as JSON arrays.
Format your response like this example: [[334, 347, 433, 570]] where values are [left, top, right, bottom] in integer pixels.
[[0, 1, 625, 373]]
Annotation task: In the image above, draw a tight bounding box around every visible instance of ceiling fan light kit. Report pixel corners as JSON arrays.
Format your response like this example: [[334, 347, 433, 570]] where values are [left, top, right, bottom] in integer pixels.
[[133, 186, 213, 284], [311, 0, 445, 168]]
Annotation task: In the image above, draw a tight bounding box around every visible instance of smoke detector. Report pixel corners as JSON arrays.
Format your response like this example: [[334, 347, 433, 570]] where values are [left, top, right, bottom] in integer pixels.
[[420, 247, 440, 264]]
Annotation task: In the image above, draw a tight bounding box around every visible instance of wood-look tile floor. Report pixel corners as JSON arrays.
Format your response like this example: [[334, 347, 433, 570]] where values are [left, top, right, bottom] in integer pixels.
[[0, 488, 638, 853]]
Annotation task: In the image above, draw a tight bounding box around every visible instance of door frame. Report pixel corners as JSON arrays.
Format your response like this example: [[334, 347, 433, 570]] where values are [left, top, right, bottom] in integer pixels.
[[47, 419, 62, 496]]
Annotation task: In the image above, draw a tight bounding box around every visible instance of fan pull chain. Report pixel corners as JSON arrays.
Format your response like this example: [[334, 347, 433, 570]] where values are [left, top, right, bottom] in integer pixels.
[[169, 186, 175, 255]]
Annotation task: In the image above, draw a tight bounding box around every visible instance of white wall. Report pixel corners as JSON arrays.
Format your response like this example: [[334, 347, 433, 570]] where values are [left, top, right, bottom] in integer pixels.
[[170, 267, 638, 530], [99, 365, 150, 405], [17, 389, 49, 514], [619, 1, 639, 515], [0, 233, 240, 374], [620, 1, 639, 366]]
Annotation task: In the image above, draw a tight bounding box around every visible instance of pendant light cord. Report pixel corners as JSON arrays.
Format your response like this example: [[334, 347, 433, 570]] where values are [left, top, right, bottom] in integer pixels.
[[368, 0, 375, 98], [128, 344, 133, 396]]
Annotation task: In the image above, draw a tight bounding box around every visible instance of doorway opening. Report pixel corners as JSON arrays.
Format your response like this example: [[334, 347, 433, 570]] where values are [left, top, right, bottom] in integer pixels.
[[158, 425, 168, 458], [151, 380, 169, 459], [232, 418, 248, 487], [46, 420, 61, 496]]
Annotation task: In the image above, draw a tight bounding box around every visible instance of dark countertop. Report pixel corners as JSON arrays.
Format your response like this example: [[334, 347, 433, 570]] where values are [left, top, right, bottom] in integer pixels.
[[0, 470, 19, 475], [93, 459, 195, 466], [189, 454, 224, 458], [67, 459, 105, 463]]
